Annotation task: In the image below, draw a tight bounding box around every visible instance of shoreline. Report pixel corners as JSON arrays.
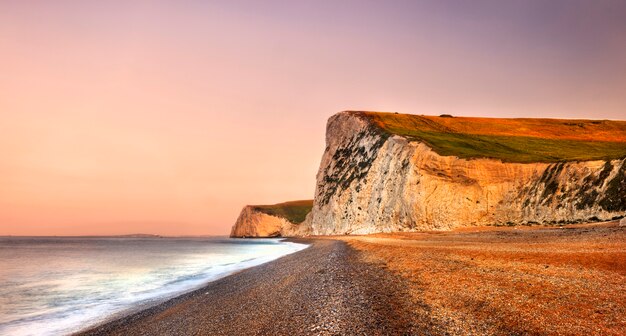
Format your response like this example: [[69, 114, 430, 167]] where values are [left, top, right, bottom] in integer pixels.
[[71, 238, 310, 335], [76, 238, 420, 335], [76, 222, 625, 335]]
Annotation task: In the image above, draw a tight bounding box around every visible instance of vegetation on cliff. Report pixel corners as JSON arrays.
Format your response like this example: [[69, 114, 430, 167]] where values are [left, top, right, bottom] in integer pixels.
[[251, 200, 313, 224], [355, 111, 626, 163]]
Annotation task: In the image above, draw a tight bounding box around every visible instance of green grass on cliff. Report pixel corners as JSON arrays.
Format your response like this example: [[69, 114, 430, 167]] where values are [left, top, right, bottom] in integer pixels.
[[355, 111, 626, 163], [251, 200, 313, 224]]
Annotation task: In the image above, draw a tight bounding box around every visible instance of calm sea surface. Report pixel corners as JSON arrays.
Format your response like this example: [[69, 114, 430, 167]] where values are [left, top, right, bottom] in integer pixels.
[[0, 237, 307, 336]]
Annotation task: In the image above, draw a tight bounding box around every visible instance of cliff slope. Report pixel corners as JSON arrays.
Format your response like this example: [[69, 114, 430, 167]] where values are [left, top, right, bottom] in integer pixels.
[[230, 200, 313, 237], [307, 111, 626, 235]]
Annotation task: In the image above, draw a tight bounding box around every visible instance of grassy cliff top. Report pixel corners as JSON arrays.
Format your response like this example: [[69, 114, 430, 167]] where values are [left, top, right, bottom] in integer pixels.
[[251, 200, 313, 224], [351, 111, 626, 163]]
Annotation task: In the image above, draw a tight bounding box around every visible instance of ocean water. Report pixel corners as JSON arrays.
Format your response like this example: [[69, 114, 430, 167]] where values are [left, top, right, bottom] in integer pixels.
[[0, 237, 308, 336]]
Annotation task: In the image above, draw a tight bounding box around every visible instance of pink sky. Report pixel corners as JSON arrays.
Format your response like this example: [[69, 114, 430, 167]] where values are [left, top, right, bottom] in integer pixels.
[[1, 1, 625, 235]]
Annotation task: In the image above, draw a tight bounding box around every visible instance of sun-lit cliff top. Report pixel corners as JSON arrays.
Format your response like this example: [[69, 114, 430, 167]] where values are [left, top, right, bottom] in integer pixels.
[[251, 200, 313, 224], [350, 111, 626, 163]]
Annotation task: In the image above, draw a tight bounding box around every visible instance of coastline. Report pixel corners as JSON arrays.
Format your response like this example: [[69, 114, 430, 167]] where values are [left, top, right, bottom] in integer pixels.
[[0, 237, 308, 336], [76, 222, 626, 335], [76, 238, 420, 335]]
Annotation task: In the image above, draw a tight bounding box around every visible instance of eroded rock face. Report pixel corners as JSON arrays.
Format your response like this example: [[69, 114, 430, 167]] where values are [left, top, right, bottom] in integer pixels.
[[230, 206, 308, 237], [230, 206, 286, 237], [305, 112, 626, 235]]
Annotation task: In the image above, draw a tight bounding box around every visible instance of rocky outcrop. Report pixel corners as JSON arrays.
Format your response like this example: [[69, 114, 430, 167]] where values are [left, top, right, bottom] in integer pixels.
[[230, 201, 313, 237], [230, 206, 288, 237], [305, 111, 626, 235]]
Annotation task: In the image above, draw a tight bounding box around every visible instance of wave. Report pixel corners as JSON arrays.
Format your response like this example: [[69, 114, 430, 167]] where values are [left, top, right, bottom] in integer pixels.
[[0, 238, 308, 336]]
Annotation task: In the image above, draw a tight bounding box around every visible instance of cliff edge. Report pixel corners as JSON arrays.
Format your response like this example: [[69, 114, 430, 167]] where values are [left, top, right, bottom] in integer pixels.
[[307, 111, 626, 235], [230, 200, 313, 237]]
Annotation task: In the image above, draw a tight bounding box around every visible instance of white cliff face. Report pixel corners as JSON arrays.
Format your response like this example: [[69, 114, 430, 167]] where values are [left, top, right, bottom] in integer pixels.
[[230, 206, 291, 237], [230, 206, 310, 237], [306, 112, 626, 235]]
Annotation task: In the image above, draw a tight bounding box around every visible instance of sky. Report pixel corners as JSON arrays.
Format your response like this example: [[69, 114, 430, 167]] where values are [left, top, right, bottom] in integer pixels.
[[1, 0, 625, 236]]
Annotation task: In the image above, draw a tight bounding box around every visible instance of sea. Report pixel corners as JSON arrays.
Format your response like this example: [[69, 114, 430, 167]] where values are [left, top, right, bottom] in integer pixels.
[[0, 237, 308, 336]]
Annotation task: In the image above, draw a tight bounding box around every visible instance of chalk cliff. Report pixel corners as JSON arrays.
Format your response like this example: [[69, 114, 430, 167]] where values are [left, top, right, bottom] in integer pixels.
[[305, 111, 626, 235], [230, 200, 313, 237]]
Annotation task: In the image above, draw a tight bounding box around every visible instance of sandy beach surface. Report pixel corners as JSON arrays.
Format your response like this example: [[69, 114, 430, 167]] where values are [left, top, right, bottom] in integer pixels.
[[78, 222, 625, 336]]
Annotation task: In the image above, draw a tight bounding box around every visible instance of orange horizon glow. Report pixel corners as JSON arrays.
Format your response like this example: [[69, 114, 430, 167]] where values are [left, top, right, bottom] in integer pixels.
[[1, 1, 626, 235]]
